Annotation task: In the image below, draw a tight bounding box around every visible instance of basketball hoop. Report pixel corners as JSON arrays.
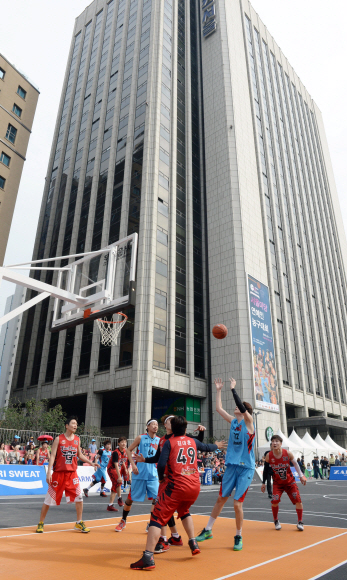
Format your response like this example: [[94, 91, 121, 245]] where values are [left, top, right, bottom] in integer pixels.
[[96, 312, 128, 347]]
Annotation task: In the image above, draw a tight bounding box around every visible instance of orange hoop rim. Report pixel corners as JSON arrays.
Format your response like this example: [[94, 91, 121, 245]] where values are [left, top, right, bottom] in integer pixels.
[[96, 312, 128, 325]]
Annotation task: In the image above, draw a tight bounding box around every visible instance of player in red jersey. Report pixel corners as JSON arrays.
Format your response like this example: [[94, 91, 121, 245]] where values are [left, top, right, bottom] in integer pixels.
[[36, 416, 98, 534], [107, 436, 129, 511], [36, 440, 50, 466], [134, 414, 207, 553], [130, 415, 226, 571], [261, 434, 306, 531]]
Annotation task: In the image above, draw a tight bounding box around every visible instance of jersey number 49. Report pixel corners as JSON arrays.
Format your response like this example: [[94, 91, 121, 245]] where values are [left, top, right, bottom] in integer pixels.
[[176, 447, 196, 465]]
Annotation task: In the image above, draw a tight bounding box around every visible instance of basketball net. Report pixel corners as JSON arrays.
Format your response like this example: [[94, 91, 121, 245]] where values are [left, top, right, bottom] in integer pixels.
[[96, 312, 127, 347]]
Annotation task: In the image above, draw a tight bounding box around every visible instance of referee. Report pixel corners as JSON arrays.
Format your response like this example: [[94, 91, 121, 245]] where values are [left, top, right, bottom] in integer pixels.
[[262, 442, 273, 499]]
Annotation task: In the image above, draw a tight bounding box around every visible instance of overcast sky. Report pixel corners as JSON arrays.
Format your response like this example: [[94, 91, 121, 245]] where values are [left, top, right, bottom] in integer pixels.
[[0, 0, 346, 318]]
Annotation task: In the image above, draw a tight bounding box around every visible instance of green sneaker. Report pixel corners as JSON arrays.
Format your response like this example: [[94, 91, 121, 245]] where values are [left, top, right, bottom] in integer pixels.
[[196, 528, 213, 542], [233, 535, 243, 551]]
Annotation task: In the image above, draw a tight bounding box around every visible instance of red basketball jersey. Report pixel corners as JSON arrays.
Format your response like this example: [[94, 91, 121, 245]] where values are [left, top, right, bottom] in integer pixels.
[[53, 433, 79, 472], [166, 435, 199, 491], [268, 448, 295, 484], [159, 435, 167, 451], [108, 448, 129, 470], [37, 448, 49, 465]]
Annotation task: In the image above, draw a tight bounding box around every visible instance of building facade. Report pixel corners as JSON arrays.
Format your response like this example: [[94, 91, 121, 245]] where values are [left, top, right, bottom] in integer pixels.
[[0, 286, 25, 410], [0, 54, 39, 266], [11, 0, 347, 446]]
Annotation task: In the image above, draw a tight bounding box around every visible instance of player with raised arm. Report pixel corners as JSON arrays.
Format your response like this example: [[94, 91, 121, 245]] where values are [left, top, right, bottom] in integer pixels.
[[134, 414, 210, 553], [196, 377, 255, 551], [130, 415, 226, 571], [107, 436, 129, 511], [261, 434, 306, 531], [115, 419, 160, 533], [83, 440, 112, 498], [36, 416, 98, 533]]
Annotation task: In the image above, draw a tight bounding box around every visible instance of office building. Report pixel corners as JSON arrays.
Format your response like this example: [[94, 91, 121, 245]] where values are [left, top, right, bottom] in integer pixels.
[[0, 54, 39, 265], [0, 286, 25, 410], [11, 0, 347, 446]]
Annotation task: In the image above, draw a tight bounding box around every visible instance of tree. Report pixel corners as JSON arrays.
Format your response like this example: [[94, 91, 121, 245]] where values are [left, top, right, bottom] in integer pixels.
[[0, 398, 66, 433]]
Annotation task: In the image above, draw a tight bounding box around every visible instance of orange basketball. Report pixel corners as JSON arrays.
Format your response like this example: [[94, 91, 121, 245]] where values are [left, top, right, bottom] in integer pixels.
[[212, 324, 228, 339]]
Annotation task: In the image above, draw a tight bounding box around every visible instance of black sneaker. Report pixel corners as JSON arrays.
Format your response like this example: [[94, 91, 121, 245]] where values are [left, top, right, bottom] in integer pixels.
[[130, 552, 155, 570], [83, 488, 89, 498], [154, 539, 169, 553], [188, 538, 201, 555]]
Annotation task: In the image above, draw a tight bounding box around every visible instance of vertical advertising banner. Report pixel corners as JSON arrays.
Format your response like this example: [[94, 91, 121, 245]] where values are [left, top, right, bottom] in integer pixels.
[[248, 275, 279, 413]]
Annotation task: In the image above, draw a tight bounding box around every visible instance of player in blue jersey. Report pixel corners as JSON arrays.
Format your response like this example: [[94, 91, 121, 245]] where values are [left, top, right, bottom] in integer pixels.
[[83, 440, 112, 498], [196, 377, 255, 551], [115, 419, 160, 533]]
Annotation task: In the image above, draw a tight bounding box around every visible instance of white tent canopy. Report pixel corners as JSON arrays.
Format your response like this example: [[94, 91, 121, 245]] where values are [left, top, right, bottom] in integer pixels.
[[315, 434, 335, 454], [288, 430, 314, 451], [325, 435, 347, 455], [302, 432, 326, 454]]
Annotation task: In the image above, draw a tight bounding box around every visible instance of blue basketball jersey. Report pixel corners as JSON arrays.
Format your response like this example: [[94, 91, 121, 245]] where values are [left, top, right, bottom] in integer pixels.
[[133, 433, 160, 481], [98, 449, 111, 469], [225, 418, 255, 469]]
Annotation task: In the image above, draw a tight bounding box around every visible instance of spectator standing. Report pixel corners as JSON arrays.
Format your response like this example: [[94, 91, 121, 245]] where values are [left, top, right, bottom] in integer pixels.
[[8, 445, 20, 464], [340, 455, 346, 466], [335, 455, 341, 466], [321, 456, 329, 479], [329, 454, 335, 468], [306, 463, 313, 479], [312, 456, 322, 479], [0, 443, 8, 464], [88, 439, 97, 454]]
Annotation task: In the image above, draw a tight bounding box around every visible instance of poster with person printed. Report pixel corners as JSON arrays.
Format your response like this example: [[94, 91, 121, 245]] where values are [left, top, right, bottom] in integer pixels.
[[248, 274, 279, 413]]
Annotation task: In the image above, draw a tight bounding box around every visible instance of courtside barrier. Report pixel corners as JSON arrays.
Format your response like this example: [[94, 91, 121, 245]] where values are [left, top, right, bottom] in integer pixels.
[[329, 466, 347, 480], [76, 466, 113, 493], [0, 465, 48, 496]]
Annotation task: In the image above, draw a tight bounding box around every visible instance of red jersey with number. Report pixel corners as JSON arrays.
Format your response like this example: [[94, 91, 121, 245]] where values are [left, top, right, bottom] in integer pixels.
[[268, 449, 295, 484], [107, 448, 129, 471], [37, 448, 49, 465], [166, 435, 199, 491], [53, 434, 79, 472]]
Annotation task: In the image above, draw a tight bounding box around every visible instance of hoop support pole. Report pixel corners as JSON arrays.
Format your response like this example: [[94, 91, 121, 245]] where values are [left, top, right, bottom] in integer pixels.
[[0, 291, 50, 328]]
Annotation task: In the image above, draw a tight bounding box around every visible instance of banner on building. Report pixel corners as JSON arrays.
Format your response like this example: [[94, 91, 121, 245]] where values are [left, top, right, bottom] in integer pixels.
[[247, 274, 279, 413], [0, 465, 48, 496]]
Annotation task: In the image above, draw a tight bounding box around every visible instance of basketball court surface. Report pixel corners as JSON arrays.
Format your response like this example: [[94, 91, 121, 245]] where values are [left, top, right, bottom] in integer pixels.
[[1, 480, 346, 579]]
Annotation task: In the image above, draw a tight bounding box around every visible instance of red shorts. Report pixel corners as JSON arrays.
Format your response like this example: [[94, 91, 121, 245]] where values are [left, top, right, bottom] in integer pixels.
[[108, 469, 123, 493], [272, 480, 301, 505], [44, 471, 82, 506], [151, 479, 200, 527]]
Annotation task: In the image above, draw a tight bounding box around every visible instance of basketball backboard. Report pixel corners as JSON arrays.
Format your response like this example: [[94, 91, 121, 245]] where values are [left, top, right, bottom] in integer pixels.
[[51, 233, 138, 331]]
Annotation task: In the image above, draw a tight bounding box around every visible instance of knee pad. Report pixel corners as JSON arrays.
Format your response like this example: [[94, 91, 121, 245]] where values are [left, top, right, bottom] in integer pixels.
[[125, 499, 133, 507], [167, 515, 175, 528]]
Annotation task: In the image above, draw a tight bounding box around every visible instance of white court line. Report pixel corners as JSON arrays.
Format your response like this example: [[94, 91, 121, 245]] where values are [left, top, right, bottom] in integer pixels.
[[0, 518, 149, 539], [308, 559, 347, 580], [0, 514, 150, 532], [212, 531, 347, 579]]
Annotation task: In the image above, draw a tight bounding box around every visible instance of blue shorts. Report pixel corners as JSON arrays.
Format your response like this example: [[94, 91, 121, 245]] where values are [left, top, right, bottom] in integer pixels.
[[129, 478, 159, 502], [220, 465, 254, 502], [93, 468, 107, 483]]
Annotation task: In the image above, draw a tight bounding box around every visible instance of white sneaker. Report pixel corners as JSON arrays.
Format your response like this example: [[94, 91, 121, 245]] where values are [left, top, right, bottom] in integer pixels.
[[274, 520, 282, 530], [297, 521, 304, 531]]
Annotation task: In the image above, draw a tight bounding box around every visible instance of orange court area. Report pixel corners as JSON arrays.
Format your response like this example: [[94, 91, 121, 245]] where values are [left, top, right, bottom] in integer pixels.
[[1, 514, 346, 580]]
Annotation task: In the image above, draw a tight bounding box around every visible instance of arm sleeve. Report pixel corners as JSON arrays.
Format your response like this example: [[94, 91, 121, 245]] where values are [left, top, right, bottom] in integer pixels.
[[231, 388, 246, 413], [197, 429, 204, 443], [145, 446, 161, 464], [195, 440, 218, 453], [262, 460, 270, 484], [157, 440, 171, 480], [112, 450, 119, 463]]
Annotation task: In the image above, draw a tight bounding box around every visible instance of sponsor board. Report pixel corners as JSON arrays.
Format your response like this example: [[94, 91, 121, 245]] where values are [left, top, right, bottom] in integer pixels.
[[329, 466, 347, 481], [0, 465, 48, 496], [76, 466, 112, 493]]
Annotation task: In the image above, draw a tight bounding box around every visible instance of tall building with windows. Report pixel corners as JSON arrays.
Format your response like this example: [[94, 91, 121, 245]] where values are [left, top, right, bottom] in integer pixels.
[[11, 0, 347, 446], [0, 54, 39, 265]]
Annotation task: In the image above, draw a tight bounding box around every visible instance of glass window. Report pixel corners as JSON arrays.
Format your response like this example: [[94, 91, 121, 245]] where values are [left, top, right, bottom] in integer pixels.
[[0, 151, 10, 166], [17, 85, 27, 99], [156, 260, 168, 277], [6, 124, 17, 144], [0, 67, 5, 79], [155, 292, 167, 309], [0, 175, 5, 189], [157, 229, 168, 246]]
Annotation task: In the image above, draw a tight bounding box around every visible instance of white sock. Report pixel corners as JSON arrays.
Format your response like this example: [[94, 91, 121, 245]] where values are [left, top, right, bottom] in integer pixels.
[[76, 520, 81, 524], [109, 503, 113, 507], [161, 535, 167, 542], [172, 532, 180, 538], [87, 482, 94, 490], [236, 529, 242, 536], [205, 516, 216, 531]]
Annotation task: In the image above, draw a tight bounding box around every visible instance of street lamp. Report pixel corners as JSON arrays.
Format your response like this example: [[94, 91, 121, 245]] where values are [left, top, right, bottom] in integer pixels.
[[253, 411, 262, 461]]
